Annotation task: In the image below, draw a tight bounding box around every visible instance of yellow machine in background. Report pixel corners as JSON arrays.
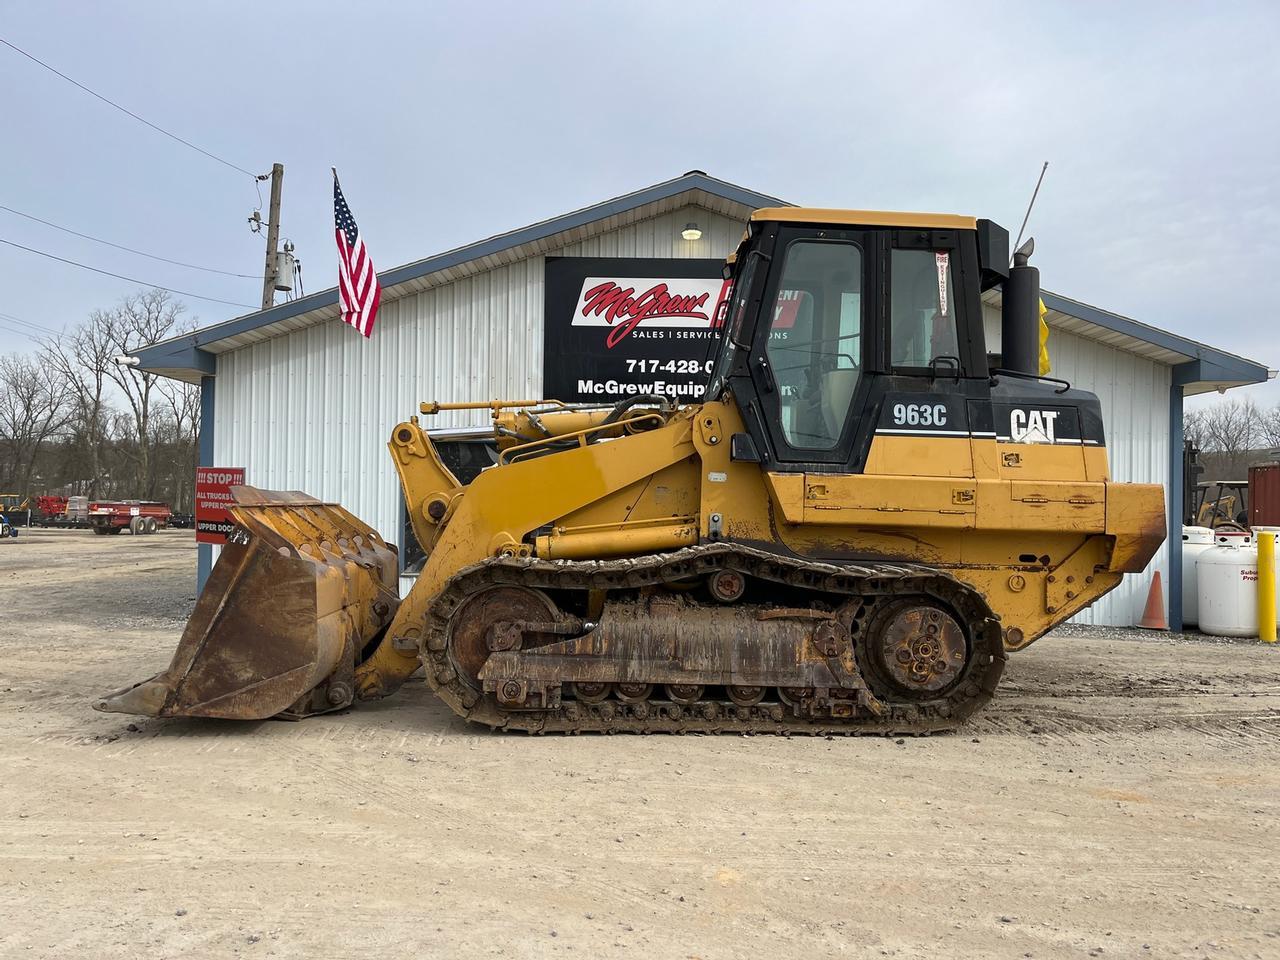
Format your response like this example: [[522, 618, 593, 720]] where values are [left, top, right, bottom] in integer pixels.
[[98, 208, 1165, 733]]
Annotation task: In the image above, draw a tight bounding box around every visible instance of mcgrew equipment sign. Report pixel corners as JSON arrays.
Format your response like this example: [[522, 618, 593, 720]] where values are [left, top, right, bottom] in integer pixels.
[[544, 256, 727, 404]]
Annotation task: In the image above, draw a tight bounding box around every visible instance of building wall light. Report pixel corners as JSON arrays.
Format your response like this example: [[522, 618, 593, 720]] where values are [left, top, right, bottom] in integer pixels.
[[681, 222, 702, 241]]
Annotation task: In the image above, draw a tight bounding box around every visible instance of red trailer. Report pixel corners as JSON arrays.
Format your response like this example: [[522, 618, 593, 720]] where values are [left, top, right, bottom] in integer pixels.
[[36, 495, 68, 518], [87, 500, 172, 535]]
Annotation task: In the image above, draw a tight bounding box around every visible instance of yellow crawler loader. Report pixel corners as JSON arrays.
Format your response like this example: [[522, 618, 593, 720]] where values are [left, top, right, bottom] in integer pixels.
[[97, 208, 1165, 733]]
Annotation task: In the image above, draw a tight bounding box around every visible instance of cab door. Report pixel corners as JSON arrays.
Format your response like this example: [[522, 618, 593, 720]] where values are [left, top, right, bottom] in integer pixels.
[[745, 226, 881, 469]]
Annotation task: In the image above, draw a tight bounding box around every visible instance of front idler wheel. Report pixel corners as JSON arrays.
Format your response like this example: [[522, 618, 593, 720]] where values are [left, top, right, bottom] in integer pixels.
[[445, 586, 563, 692]]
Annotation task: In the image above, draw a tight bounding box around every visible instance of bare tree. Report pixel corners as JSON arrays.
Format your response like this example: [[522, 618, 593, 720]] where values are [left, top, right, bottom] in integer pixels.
[[5, 288, 203, 509], [1257, 403, 1280, 453], [1199, 398, 1260, 480], [1202, 397, 1259, 460], [101, 289, 187, 497], [40, 309, 117, 496], [1184, 396, 1280, 488], [1183, 407, 1209, 452], [155, 375, 201, 512], [0, 354, 72, 493]]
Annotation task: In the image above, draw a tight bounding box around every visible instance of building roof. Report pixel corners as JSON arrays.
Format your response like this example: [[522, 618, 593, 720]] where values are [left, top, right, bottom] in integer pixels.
[[132, 171, 781, 381], [133, 171, 1271, 396]]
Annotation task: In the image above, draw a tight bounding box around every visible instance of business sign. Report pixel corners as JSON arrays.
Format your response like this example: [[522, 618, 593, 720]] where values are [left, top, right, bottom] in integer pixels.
[[195, 466, 246, 545], [544, 256, 729, 404]]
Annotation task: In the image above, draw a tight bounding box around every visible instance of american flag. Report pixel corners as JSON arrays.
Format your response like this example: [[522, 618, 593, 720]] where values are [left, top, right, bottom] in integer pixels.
[[333, 172, 381, 337]]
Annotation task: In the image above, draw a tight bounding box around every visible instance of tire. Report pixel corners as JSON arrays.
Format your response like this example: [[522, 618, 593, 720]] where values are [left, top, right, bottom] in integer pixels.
[[108, 526, 122, 535], [129, 517, 142, 535], [1, 523, 10, 539], [145, 517, 157, 534], [92, 526, 106, 536]]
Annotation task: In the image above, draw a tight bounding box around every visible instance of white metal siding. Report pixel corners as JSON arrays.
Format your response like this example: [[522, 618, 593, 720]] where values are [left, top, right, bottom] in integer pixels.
[[554, 206, 744, 259], [984, 307, 1171, 626], [212, 205, 744, 590]]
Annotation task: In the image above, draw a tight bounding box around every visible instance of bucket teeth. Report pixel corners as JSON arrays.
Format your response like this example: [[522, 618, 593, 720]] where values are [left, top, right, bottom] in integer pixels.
[[94, 486, 400, 720]]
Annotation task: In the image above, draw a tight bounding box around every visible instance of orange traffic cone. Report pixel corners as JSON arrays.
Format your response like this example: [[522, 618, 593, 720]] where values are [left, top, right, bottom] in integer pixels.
[[1138, 571, 1168, 630]]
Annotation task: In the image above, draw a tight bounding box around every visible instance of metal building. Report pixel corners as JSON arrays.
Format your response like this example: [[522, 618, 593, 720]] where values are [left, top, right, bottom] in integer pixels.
[[134, 171, 1271, 627]]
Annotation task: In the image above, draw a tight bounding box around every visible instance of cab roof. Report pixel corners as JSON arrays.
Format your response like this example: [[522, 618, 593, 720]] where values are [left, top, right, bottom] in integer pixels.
[[727, 208, 978, 263], [750, 207, 977, 230]]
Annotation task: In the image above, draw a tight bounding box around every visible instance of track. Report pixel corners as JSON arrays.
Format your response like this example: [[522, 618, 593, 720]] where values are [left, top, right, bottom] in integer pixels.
[[406, 543, 1007, 734]]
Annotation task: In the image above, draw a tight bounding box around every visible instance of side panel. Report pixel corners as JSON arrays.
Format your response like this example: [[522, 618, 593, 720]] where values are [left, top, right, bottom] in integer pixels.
[[984, 309, 1172, 625]]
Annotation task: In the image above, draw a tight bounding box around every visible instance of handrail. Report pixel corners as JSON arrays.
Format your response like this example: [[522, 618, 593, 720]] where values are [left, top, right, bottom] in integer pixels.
[[989, 367, 1072, 394], [418, 398, 636, 417], [419, 398, 571, 415], [498, 411, 668, 465]]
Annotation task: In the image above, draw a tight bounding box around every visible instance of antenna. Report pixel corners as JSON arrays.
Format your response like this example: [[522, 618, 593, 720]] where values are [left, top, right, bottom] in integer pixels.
[[1011, 161, 1049, 265]]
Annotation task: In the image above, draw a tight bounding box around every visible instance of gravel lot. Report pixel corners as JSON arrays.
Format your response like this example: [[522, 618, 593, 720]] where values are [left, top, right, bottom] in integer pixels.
[[1, 528, 1278, 959]]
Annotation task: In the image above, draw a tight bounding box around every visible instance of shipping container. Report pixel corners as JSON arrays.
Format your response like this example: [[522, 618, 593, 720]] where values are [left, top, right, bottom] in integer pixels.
[[1250, 462, 1280, 526]]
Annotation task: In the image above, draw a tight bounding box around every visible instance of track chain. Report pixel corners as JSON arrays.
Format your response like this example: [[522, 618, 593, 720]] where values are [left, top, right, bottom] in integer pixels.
[[414, 543, 1007, 735]]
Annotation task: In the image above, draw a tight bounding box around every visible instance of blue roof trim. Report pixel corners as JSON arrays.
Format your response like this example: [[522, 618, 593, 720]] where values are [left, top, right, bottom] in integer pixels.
[[1042, 290, 1267, 383], [132, 172, 784, 372], [132, 338, 216, 376], [1170, 358, 1266, 388]]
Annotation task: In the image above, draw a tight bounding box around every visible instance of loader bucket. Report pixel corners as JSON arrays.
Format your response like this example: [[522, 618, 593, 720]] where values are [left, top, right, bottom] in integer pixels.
[[94, 486, 400, 720]]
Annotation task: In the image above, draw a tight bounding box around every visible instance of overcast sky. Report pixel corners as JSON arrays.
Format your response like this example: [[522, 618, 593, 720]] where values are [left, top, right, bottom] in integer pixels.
[[2, 1, 1276, 407]]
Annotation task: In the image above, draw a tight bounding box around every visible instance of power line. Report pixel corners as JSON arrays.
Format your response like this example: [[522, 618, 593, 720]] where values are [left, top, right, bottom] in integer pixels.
[[0, 238, 257, 309], [0, 310, 63, 335], [0, 36, 262, 181], [0, 319, 48, 341], [0, 203, 257, 278], [0, 312, 62, 340]]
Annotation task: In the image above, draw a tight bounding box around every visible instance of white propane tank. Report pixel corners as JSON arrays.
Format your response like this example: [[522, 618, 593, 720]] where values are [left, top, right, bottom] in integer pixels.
[[1181, 526, 1215, 628], [1197, 543, 1261, 637], [1214, 527, 1252, 545]]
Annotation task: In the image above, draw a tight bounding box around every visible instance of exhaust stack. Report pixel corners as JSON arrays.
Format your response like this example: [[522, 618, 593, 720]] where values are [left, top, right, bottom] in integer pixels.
[[1001, 238, 1040, 376]]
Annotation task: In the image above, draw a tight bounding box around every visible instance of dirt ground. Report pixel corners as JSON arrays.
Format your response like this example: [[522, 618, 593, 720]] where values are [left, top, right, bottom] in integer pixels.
[[1, 528, 1278, 960]]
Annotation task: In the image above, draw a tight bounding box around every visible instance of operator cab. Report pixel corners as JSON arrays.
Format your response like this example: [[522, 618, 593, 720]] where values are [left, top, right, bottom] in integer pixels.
[[706, 208, 1092, 475]]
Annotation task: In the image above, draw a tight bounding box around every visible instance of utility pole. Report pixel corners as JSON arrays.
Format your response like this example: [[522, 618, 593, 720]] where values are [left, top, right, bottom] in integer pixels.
[[259, 162, 284, 311]]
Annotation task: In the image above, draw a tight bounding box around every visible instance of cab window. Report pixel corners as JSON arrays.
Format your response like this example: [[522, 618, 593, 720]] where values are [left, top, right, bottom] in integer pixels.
[[890, 249, 959, 369], [764, 240, 863, 450]]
